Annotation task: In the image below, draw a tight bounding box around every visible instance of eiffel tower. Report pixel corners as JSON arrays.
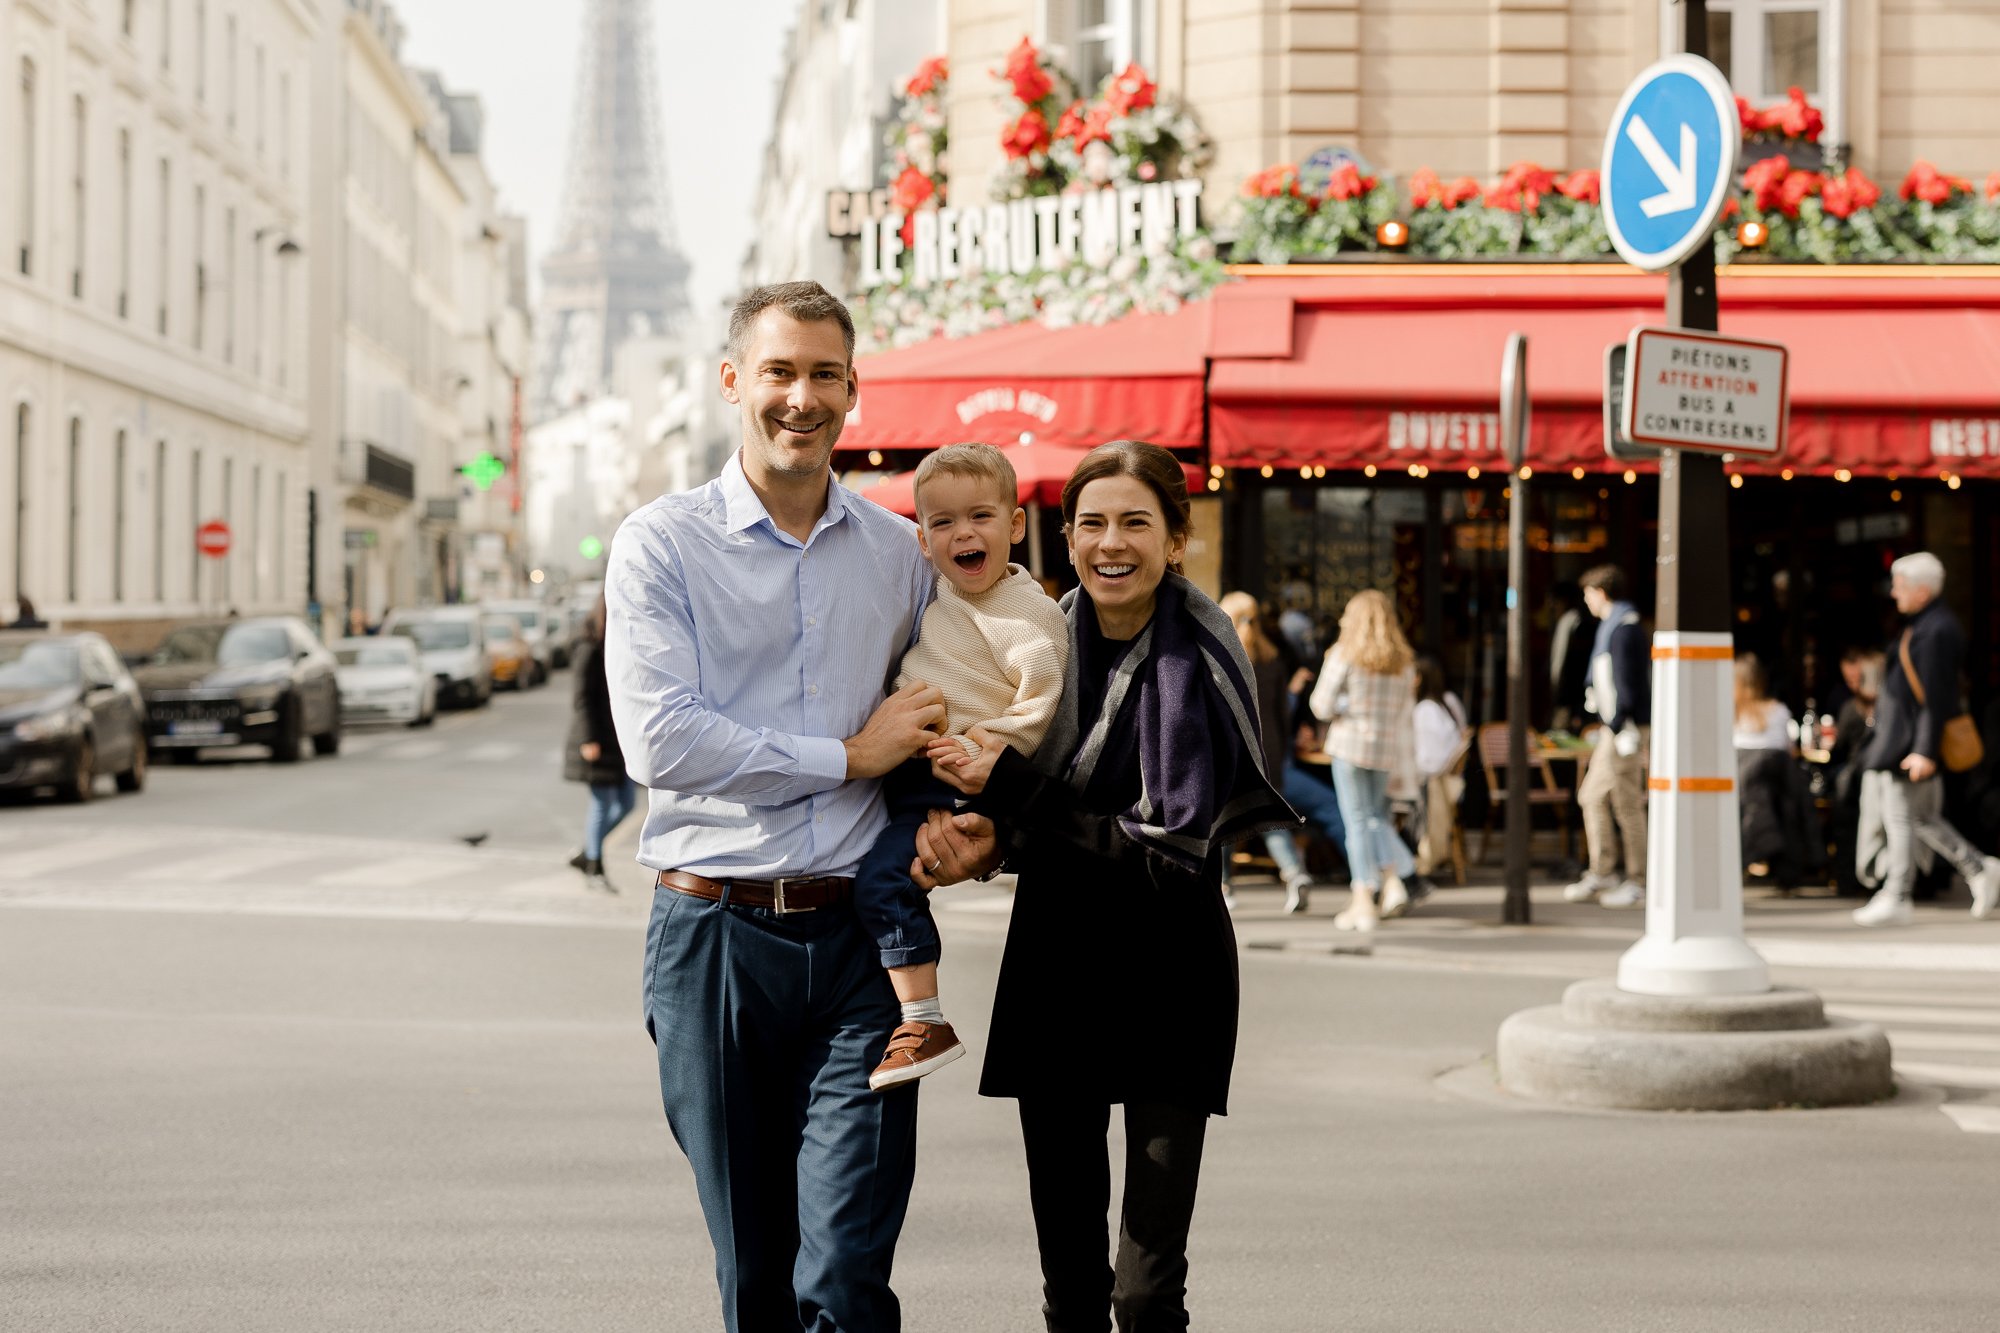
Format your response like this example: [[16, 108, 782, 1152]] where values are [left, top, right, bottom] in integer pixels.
[[533, 0, 692, 418]]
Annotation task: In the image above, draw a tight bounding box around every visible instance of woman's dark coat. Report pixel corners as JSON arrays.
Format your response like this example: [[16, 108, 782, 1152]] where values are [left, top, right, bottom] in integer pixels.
[[563, 637, 626, 786]]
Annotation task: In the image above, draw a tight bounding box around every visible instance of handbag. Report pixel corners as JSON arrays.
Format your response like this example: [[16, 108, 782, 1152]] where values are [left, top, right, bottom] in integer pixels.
[[1899, 631, 1985, 773]]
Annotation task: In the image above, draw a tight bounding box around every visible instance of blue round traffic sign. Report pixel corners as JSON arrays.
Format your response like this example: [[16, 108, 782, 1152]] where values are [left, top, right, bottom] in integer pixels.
[[1600, 55, 1738, 272]]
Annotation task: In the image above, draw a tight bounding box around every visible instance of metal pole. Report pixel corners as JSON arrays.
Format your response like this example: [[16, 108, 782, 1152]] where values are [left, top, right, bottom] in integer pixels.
[[1504, 466, 1532, 923]]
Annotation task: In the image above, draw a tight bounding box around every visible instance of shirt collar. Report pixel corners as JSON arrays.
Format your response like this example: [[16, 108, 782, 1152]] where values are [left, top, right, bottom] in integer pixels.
[[719, 451, 852, 543]]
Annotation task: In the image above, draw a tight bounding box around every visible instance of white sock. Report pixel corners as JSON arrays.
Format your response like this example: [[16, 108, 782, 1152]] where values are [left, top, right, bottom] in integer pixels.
[[900, 997, 945, 1026]]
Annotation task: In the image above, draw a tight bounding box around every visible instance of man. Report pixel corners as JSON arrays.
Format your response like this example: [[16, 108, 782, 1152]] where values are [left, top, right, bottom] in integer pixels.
[[605, 280, 943, 1330], [1562, 565, 1650, 909], [1851, 552, 2000, 926], [1546, 582, 1592, 734]]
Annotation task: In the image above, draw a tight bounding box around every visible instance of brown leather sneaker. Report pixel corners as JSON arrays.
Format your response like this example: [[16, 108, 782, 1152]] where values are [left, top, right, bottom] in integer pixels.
[[867, 1020, 966, 1091]]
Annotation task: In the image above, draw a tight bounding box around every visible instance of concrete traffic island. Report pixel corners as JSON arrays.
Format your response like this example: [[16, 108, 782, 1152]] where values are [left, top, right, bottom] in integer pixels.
[[1497, 978, 1895, 1111]]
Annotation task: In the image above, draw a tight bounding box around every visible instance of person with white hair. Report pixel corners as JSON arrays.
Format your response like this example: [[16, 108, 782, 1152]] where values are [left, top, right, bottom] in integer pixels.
[[1852, 551, 2000, 926]]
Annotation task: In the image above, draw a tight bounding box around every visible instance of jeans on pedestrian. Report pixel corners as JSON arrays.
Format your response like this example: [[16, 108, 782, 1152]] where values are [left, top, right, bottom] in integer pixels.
[[645, 886, 917, 1332], [583, 778, 638, 861], [1329, 758, 1414, 887], [1017, 1097, 1209, 1333], [1878, 773, 1987, 900], [1280, 760, 1348, 860], [852, 760, 951, 969]]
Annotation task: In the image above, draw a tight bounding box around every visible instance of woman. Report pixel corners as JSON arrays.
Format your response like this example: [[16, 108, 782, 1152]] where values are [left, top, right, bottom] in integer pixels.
[[1219, 591, 1339, 914], [1309, 591, 1420, 930], [564, 591, 635, 890], [925, 441, 1293, 1331], [1412, 654, 1469, 889], [1734, 651, 1816, 890]]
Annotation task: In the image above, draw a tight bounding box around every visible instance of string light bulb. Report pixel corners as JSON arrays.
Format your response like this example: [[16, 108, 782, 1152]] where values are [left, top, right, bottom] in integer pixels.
[[1260, 464, 1274, 479], [1780, 468, 1795, 481], [1467, 466, 1481, 480], [1376, 219, 1410, 249], [1736, 220, 1769, 249], [1622, 469, 1637, 484], [1518, 465, 1533, 480], [1571, 466, 1586, 480], [1363, 464, 1377, 478], [1729, 473, 1743, 489], [867, 450, 884, 466]]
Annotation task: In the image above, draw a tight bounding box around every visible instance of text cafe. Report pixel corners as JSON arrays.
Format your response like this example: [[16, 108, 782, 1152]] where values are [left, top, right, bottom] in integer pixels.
[[837, 261, 2000, 729]]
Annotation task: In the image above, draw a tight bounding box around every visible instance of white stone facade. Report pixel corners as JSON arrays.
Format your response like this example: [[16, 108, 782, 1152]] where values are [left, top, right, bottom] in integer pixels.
[[2, 0, 317, 649]]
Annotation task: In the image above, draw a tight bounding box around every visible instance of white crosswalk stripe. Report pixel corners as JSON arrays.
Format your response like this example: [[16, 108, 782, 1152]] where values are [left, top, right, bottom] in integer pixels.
[[0, 835, 161, 880], [310, 855, 481, 890], [1822, 985, 2000, 1135]]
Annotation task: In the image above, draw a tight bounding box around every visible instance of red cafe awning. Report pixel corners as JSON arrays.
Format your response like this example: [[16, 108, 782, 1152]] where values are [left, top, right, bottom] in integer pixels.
[[839, 303, 1210, 454], [857, 439, 1208, 517], [1206, 269, 2000, 478]]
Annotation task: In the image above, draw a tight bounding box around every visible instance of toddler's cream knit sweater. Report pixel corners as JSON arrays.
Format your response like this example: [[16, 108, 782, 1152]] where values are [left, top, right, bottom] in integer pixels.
[[894, 564, 1069, 757]]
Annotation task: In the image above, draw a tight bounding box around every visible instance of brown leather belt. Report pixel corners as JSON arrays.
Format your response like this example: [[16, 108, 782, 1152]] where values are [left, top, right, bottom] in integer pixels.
[[656, 869, 854, 914]]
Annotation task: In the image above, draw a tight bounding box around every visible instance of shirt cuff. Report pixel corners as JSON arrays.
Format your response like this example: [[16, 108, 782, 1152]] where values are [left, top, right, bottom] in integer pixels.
[[796, 735, 850, 793]]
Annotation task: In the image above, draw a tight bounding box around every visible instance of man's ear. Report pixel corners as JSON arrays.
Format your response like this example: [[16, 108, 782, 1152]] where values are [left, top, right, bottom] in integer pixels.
[[719, 359, 741, 405], [846, 367, 860, 412], [1009, 507, 1027, 546]]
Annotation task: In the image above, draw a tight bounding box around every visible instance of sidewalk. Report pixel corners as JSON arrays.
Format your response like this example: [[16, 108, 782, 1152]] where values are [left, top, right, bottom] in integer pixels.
[[1216, 869, 2000, 979]]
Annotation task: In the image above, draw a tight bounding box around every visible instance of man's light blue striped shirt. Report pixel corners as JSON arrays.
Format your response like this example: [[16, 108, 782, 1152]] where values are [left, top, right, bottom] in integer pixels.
[[604, 453, 933, 878]]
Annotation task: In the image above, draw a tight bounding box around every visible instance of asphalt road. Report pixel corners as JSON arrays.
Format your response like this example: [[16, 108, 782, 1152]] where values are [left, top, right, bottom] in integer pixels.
[[4, 681, 1999, 1331]]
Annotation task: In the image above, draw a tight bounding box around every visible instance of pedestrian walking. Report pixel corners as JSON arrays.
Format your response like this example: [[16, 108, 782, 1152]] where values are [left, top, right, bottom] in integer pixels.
[[1412, 654, 1469, 886], [1219, 591, 1344, 913], [1733, 652, 1818, 891], [8, 595, 47, 630], [564, 590, 635, 891], [1309, 590, 1425, 930], [913, 441, 1293, 1333], [1563, 565, 1650, 909], [1851, 552, 2000, 926], [1547, 582, 1592, 733], [605, 280, 943, 1331]]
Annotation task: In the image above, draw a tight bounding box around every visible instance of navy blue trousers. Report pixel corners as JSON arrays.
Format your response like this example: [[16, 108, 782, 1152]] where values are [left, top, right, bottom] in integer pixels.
[[852, 762, 952, 969], [645, 885, 919, 1332]]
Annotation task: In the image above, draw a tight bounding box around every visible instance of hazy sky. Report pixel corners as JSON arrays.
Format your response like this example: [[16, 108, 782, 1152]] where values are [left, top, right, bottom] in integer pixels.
[[398, 0, 801, 318]]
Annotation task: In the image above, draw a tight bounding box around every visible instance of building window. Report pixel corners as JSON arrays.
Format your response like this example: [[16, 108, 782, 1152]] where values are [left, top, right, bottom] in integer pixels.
[[117, 129, 131, 318], [249, 464, 261, 601], [1051, 0, 1148, 95], [113, 430, 128, 601], [275, 250, 289, 387], [1702, 2, 1838, 135], [225, 15, 237, 133], [223, 206, 236, 363], [189, 447, 201, 601], [277, 71, 291, 181], [254, 45, 265, 159], [192, 184, 206, 349], [66, 418, 82, 604], [274, 472, 285, 599], [157, 158, 171, 335], [195, 0, 207, 104], [70, 95, 86, 299], [161, 0, 173, 74], [123, 0, 135, 40], [219, 457, 232, 605], [11, 405, 27, 602], [16, 58, 33, 277], [154, 437, 167, 601]]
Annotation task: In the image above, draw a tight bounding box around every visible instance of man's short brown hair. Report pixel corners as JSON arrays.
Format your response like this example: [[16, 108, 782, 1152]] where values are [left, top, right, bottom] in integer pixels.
[[912, 443, 1019, 518], [1580, 564, 1628, 602], [726, 281, 856, 365]]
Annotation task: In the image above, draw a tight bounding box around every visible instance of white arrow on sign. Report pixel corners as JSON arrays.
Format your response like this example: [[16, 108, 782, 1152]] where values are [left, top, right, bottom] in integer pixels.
[[1627, 118, 1697, 218]]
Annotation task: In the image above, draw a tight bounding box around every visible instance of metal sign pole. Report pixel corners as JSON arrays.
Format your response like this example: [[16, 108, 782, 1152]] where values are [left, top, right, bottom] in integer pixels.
[[1500, 333, 1532, 925]]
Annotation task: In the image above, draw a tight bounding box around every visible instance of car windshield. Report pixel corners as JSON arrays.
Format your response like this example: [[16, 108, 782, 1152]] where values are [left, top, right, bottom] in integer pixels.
[[483, 619, 518, 643], [394, 621, 472, 651], [0, 640, 80, 688], [155, 624, 291, 666], [500, 610, 540, 632], [336, 643, 414, 667]]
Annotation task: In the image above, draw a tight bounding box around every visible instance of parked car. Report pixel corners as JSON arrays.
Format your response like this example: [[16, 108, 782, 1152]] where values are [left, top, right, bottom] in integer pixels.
[[482, 599, 554, 684], [542, 600, 574, 669], [380, 607, 491, 708], [482, 615, 536, 691], [332, 636, 437, 727], [0, 630, 149, 801], [134, 618, 341, 764]]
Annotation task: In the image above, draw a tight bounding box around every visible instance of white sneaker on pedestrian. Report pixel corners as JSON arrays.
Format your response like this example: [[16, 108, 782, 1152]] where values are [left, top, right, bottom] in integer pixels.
[[1563, 872, 1617, 903], [1968, 856, 2000, 920], [1599, 881, 1646, 909], [1852, 888, 1913, 927], [1282, 873, 1311, 916], [1379, 875, 1410, 919]]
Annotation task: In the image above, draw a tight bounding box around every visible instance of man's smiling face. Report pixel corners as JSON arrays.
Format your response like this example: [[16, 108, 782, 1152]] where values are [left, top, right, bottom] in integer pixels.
[[721, 308, 857, 483]]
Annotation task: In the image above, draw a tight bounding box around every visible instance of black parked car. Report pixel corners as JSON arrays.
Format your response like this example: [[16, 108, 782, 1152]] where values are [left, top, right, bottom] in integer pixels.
[[0, 630, 149, 802], [134, 618, 341, 764]]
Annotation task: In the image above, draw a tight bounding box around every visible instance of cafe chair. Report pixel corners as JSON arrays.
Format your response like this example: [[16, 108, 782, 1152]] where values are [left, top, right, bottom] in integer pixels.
[[1475, 722, 1576, 864], [1430, 727, 1474, 885]]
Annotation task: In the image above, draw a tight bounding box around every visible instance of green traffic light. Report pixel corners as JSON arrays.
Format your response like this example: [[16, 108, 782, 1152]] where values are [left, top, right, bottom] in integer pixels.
[[462, 451, 506, 491], [579, 535, 604, 560]]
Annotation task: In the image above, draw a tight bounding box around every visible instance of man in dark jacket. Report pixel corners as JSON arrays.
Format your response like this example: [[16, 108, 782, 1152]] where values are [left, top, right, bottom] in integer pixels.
[[1564, 565, 1651, 909], [1852, 552, 2000, 926]]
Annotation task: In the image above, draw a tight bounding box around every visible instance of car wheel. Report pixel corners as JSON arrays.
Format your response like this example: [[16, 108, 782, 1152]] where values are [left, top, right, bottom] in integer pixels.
[[271, 700, 304, 764], [115, 741, 147, 794], [168, 748, 198, 765], [312, 724, 341, 757], [61, 739, 96, 804]]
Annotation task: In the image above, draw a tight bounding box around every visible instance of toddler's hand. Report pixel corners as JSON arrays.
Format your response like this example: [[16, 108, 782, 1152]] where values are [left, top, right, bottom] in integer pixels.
[[929, 727, 1005, 794]]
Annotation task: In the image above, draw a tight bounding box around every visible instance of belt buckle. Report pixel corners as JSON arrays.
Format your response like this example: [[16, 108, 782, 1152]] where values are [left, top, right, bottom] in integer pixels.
[[769, 877, 806, 915]]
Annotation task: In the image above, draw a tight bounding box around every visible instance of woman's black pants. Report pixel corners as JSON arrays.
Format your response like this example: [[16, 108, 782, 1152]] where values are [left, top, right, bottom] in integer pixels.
[[1017, 1098, 1210, 1333]]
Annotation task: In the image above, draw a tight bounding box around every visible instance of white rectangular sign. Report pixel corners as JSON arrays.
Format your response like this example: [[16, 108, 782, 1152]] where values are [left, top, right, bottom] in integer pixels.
[[1621, 326, 1789, 458]]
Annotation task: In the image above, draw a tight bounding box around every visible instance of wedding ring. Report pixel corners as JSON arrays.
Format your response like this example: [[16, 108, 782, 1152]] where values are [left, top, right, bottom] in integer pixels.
[[927, 860, 943, 874]]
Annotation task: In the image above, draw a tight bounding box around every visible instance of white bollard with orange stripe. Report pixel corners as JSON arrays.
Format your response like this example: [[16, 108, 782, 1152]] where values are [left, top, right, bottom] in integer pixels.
[[1616, 631, 1772, 996]]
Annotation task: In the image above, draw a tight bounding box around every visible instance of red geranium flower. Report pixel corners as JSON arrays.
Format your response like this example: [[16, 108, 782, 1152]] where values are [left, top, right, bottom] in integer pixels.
[[1001, 108, 1052, 159], [904, 55, 948, 98], [1777, 169, 1824, 218], [1103, 63, 1158, 117], [1772, 87, 1824, 143], [1323, 162, 1376, 202], [891, 165, 936, 213], [1555, 170, 1600, 205], [1743, 155, 1792, 213], [1001, 37, 1052, 105], [1987, 171, 2000, 201], [1242, 165, 1302, 200], [1443, 176, 1483, 208], [1900, 160, 1974, 206], [1819, 168, 1880, 220], [1407, 167, 1444, 208], [1736, 95, 1761, 137], [1484, 162, 1556, 212], [1055, 100, 1089, 143], [1721, 197, 1741, 220]]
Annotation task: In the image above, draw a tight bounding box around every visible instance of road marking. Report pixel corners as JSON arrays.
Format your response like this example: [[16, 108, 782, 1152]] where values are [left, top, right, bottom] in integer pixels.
[[1756, 938, 2000, 973], [1827, 1004, 2000, 1029], [0, 836, 157, 880], [1939, 1105, 2000, 1134], [1878, 1030, 2000, 1055], [311, 856, 473, 890], [1891, 1060, 2000, 1092], [156, 843, 314, 885]]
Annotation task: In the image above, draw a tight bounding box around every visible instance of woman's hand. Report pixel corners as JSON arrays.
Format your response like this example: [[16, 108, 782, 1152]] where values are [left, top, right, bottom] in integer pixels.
[[579, 742, 602, 762], [910, 809, 1000, 889], [927, 726, 1003, 794]]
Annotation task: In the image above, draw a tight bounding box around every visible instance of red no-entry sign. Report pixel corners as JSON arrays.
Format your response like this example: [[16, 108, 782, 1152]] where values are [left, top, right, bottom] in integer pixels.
[[196, 520, 232, 559]]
